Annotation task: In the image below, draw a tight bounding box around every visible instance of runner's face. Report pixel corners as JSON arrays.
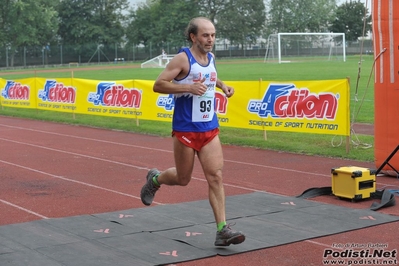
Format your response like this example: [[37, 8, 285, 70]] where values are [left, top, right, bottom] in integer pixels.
[[193, 21, 215, 53]]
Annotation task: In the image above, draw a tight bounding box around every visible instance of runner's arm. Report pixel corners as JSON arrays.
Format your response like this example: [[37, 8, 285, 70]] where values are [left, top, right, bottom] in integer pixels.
[[216, 79, 234, 98], [153, 54, 206, 96]]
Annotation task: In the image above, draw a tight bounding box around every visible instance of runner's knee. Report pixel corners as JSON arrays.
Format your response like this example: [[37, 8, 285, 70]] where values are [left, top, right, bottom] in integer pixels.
[[206, 170, 223, 186], [176, 174, 191, 186]]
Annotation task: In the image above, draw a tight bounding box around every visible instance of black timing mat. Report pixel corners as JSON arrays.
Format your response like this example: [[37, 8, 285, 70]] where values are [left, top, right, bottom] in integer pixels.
[[1, 192, 398, 265]]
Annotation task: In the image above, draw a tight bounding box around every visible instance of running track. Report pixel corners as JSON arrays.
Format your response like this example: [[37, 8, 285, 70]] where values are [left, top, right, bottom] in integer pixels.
[[0, 116, 397, 266]]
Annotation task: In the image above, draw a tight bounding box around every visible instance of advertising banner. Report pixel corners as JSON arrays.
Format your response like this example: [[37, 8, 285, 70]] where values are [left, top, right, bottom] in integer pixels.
[[0, 78, 36, 109], [237, 79, 349, 135], [0, 77, 349, 136]]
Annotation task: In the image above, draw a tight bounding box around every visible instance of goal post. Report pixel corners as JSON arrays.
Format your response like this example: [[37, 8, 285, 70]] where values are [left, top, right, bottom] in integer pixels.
[[264, 33, 346, 63], [141, 54, 176, 68]]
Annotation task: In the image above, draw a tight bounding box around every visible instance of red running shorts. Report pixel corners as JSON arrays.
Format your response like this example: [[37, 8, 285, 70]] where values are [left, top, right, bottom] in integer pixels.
[[172, 128, 219, 152]]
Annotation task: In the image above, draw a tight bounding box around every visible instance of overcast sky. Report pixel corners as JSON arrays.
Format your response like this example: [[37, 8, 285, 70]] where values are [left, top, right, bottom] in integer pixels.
[[128, 0, 144, 8]]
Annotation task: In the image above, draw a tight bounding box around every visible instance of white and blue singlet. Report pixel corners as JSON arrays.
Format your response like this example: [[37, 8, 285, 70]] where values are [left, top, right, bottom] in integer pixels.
[[172, 47, 219, 132]]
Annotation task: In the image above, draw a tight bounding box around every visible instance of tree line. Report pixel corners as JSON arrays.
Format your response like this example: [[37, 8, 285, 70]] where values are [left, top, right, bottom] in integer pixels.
[[0, 0, 371, 61]]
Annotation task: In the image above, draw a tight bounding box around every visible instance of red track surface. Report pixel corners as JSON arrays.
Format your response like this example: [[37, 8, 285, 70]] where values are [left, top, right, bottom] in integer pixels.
[[0, 116, 397, 266]]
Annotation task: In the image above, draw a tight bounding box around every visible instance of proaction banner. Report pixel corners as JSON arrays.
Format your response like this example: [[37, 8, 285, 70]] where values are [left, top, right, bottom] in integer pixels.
[[229, 79, 350, 135], [0, 78, 349, 136]]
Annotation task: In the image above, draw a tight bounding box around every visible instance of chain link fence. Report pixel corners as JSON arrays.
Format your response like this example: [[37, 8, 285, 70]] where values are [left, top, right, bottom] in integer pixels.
[[0, 40, 373, 70]]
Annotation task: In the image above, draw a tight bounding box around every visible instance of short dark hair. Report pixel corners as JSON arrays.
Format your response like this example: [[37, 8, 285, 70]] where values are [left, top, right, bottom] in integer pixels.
[[184, 17, 212, 44]]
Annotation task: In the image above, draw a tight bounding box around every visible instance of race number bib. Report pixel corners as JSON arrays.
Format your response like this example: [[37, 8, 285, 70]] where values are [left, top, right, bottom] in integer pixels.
[[192, 93, 214, 122]]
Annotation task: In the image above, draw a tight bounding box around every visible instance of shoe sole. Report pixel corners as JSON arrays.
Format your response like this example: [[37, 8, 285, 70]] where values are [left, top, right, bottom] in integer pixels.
[[140, 185, 152, 206], [140, 169, 160, 206], [215, 234, 246, 246]]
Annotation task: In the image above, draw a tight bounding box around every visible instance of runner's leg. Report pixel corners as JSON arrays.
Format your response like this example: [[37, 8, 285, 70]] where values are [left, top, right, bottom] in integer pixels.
[[197, 135, 226, 225], [157, 136, 195, 186]]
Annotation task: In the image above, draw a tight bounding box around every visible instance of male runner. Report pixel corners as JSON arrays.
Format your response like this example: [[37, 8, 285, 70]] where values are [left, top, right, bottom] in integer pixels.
[[140, 17, 245, 247]]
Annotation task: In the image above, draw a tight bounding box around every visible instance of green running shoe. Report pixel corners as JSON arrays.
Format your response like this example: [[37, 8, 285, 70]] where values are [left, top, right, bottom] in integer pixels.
[[140, 168, 160, 206], [214, 224, 246, 246]]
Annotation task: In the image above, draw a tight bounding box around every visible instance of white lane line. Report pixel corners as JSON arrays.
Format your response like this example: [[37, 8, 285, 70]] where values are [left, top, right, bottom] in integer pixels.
[[0, 138, 271, 218], [3, 136, 390, 190], [0, 124, 172, 153], [305, 240, 340, 249], [0, 137, 313, 194], [0, 157, 266, 219], [0, 159, 146, 202], [2, 123, 367, 179], [0, 199, 49, 219], [225, 159, 331, 177], [0, 135, 330, 178], [190, 175, 271, 193], [0, 137, 149, 170], [0, 124, 345, 177]]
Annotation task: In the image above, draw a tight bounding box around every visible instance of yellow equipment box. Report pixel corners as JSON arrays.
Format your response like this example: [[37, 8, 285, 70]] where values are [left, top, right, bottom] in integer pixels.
[[331, 166, 376, 201]]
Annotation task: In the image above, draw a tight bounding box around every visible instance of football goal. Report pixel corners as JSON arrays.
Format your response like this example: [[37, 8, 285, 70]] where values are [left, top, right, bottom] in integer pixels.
[[264, 33, 346, 63], [141, 53, 176, 68]]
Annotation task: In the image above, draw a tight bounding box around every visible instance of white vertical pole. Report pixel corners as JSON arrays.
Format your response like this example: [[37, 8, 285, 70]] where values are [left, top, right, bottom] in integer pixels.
[[6, 47, 8, 68], [278, 33, 282, 64], [343, 33, 346, 62]]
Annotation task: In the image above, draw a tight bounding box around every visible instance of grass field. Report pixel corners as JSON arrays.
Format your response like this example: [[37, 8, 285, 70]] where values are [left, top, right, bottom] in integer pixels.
[[0, 55, 375, 162]]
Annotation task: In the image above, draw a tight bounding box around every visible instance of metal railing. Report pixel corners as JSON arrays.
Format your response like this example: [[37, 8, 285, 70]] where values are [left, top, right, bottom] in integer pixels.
[[0, 41, 373, 70]]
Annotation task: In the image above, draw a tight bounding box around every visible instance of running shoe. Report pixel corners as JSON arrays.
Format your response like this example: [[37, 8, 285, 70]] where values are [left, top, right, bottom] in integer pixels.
[[140, 168, 160, 206], [214, 224, 246, 246]]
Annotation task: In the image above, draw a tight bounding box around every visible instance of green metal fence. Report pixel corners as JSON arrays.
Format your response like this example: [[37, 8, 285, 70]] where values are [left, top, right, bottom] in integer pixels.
[[0, 40, 373, 69]]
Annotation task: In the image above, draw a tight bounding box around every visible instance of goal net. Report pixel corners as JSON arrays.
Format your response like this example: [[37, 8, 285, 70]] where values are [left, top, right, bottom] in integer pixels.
[[141, 54, 176, 68], [264, 33, 346, 63]]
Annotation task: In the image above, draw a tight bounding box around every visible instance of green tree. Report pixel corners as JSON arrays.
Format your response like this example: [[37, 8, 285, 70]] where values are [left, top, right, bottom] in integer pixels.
[[267, 0, 337, 33], [0, 0, 12, 46], [329, 1, 371, 42], [199, 0, 226, 24], [156, 0, 200, 48], [216, 0, 266, 48], [0, 0, 59, 66], [125, 3, 155, 47], [57, 0, 128, 45], [126, 0, 200, 52], [126, 0, 266, 52]]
